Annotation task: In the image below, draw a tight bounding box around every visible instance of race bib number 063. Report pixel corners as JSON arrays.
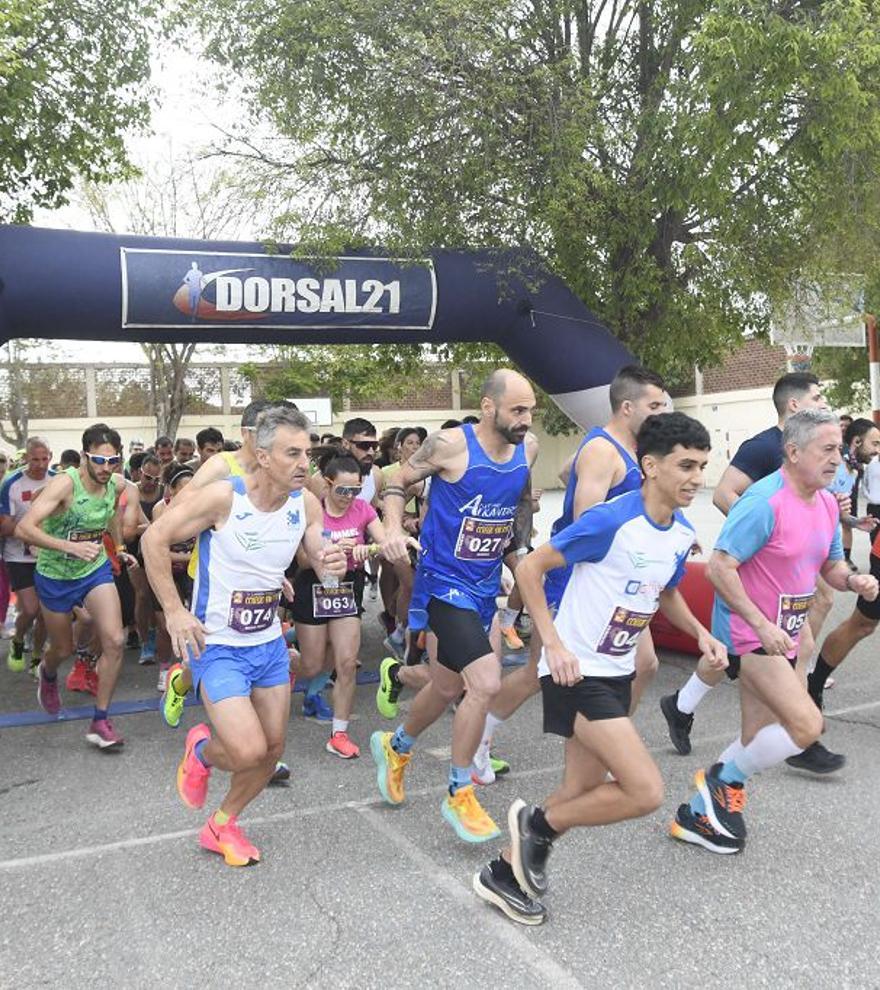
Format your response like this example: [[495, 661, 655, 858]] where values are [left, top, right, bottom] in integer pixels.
[[312, 582, 357, 619], [454, 517, 513, 561], [596, 606, 653, 657], [228, 589, 281, 634]]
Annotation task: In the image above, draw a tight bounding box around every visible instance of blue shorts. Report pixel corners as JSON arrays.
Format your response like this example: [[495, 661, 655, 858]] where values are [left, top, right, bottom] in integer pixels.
[[408, 568, 496, 635], [191, 636, 290, 704], [34, 560, 115, 614]]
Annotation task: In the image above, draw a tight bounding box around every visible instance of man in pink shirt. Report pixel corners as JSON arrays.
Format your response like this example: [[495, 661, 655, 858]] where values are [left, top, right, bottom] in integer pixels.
[[670, 409, 878, 854]]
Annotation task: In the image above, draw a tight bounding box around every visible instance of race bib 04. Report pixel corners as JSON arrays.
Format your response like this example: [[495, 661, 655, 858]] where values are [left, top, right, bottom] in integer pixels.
[[228, 589, 281, 634], [453, 517, 513, 561], [312, 582, 358, 619], [596, 606, 653, 658], [776, 592, 813, 636]]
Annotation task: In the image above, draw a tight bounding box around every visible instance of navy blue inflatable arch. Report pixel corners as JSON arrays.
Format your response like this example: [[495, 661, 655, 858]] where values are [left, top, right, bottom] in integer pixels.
[[0, 226, 632, 428]]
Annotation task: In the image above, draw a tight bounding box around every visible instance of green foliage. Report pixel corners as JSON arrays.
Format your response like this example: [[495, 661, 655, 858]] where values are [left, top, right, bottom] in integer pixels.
[[812, 346, 870, 412], [181, 0, 880, 382], [0, 0, 154, 221]]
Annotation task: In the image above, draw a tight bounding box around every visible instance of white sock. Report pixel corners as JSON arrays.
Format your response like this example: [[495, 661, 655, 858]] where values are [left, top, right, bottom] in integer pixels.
[[735, 724, 803, 777], [332, 718, 349, 735], [499, 606, 518, 628], [676, 673, 713, 715], [480, 712, 504, 748], [717, 737, 745, 765]]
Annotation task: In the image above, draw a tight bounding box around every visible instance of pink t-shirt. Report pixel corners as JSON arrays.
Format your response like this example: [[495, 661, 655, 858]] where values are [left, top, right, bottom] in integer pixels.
[[323, 498, 378, 571], [712, 470, 843, 658]]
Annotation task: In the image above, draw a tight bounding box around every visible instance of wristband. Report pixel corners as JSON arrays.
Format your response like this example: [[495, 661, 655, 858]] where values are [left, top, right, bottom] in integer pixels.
[[846, 571, 859, 590], [115, 545, 126, 554], [368, 544, 382, 557]]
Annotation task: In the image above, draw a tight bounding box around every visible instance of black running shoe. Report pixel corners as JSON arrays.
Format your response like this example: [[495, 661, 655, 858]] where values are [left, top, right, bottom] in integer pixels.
[[670, 803, 744, 855], [785, 740, 845, 775], [696, 763, 747, 841], [508, 799, 553, 898], [660, 692, 695, 755], [472, 864, 546, 926], [268, 761, 291, 785]]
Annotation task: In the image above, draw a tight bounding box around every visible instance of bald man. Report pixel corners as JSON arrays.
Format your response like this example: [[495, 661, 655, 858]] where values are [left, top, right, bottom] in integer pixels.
[[372, 370, 539, 843]]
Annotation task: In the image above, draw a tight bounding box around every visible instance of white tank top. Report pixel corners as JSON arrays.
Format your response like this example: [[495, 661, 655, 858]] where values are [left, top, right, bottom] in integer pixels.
[[191, 477, 307, 646], [358, 468, 377, 505]]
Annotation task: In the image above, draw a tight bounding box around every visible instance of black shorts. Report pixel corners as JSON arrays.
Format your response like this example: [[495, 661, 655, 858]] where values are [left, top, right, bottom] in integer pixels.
[[856, 553, 880, 622], [725, 647, 798, 680], [6, 561, 36, 592], [540, 673, 634, 736], [149, 571, 192, 612], [291, 568, 365, 626], [427, 597, 493, 673]]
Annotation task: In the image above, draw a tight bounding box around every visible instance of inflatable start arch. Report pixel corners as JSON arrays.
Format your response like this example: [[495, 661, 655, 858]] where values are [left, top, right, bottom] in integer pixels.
[[0, 226, 632, 428]]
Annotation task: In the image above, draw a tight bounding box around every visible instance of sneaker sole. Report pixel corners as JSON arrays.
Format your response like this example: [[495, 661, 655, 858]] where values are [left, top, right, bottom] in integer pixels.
[[660, 696, 691, 756], [785, 757, 846, 775], [507, 798, 544, 897], [669, 820, 742, 855], [441, 798, 500, 844], [199, 835, 259, 867], [471, 770, 496, 786], [370, 733, 404, 805], [85, 732, 123, 750], [695, 769, 743, 841], [326, 741, 360, 759], [471, 872, 546, 926]]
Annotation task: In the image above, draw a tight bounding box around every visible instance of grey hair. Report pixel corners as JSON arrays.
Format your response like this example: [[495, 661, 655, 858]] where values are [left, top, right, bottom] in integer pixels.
[[782, 409, 839, 457], [25, 436, 50, 451], [254, 407, 312, 451]]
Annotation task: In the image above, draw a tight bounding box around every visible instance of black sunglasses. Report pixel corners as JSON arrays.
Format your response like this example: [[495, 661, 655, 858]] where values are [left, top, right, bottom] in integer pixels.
[[352, 440, 379, 451]]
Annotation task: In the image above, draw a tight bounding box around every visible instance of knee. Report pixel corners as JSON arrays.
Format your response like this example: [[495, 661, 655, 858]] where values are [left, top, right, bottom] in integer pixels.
[[629, 774, 664, 816], [852, 614, 878, 642], [467, 672, 502, 705], [334, 653, 357, 678], [228, 738, 268, 770], [787, 708, 823, 750], [103, 628, 126, 659]]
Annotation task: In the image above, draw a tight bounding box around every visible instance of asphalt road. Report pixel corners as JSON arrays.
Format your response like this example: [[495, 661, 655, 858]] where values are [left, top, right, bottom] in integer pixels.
[[1, 491, 878, 989]]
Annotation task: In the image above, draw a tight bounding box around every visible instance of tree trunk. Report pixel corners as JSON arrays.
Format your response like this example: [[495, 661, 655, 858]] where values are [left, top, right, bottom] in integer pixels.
[[143, 343, 197, 439]]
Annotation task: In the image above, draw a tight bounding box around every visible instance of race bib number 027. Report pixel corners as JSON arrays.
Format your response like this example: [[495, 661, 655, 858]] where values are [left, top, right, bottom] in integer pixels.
[[776, 592, 813, 635], [454, 517, 513, 561], [228, 589, 281, 634], [312, 582, 357, 619], [596, 606, 653, 657]]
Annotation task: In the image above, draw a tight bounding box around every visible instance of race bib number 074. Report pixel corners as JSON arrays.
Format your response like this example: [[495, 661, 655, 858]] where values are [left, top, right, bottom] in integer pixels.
[[228, 589, 281, 634], [454, 517, 513, 561], [596, 606, 653, 657]]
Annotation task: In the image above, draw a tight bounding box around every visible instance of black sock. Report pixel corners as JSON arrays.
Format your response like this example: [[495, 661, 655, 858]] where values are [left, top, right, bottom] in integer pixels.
[[844, 547, 852, 561], [389, 663, 401, 686], [490, 856, 516, 883], [530, 806, 559, 842], [810, 654, 835, 699]]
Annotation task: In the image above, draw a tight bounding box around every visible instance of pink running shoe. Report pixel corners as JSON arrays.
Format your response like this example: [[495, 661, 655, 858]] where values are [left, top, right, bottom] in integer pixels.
[[199, 814, 261, 866], [86, 718, 124, 749], [326, 731, 360, 759], [36, 662, 61, 716], [177, 723, 212, 809]]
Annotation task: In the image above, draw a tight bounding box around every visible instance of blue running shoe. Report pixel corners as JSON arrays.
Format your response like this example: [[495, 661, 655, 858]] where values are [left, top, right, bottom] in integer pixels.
[[302, 692, 333, 722]]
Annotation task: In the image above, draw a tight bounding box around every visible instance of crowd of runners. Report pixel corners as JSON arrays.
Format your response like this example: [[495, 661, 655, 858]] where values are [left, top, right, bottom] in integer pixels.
[[3, 365, 879, 925]]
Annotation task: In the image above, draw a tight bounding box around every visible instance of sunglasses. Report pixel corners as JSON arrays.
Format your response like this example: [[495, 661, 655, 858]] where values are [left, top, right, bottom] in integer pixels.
[[141, 473, 161, 482], [85, 452, 122, 467], [351, 440, 378, 451], [333, 484, 362, 497]]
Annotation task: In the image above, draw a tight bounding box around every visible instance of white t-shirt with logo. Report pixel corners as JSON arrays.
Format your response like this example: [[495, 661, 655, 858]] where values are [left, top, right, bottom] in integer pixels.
[[541, 490, 695, 679], [0, 468, 55, 563]]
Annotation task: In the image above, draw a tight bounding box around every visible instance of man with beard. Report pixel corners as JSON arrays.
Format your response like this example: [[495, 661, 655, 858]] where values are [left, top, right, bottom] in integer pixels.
[[371, 370, 538, 842], [18, 424, 138, 749]]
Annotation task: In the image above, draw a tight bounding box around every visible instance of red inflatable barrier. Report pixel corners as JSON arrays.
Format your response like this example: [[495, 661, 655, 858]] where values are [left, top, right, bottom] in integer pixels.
[[650, 561, 714, 656]]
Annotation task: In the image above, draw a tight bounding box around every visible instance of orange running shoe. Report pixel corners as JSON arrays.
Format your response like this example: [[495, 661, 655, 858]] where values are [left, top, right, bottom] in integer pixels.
[[177, 723, 212, 810], [65, 657, 89, 693], [370, 731, 411, 804], [199, 813, 260, 866], [500, 624, 525, 652], [441, 785, 501, 843]]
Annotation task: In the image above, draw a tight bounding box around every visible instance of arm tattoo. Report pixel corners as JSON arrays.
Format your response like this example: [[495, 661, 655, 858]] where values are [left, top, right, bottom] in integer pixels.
[[405, 432, 449, 483], [512, 475, 533, 550], [384, 484, 406, 502]]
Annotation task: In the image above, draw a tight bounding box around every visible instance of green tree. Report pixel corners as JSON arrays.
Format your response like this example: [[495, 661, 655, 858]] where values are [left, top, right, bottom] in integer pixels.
[[182, 0, 880, 381], [812, 346, 870, 413], [0, 0, 154, 222]]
